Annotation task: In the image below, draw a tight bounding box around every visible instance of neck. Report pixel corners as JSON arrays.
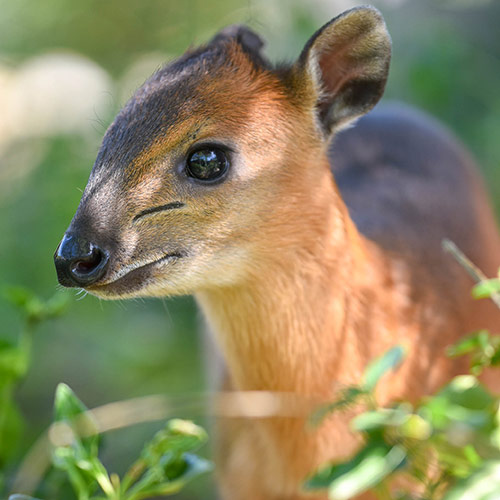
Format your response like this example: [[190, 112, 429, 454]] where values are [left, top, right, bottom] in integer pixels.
[[196, 165, 383, 396]]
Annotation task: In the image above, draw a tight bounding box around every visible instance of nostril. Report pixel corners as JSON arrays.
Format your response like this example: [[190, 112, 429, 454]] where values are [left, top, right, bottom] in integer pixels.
[[71, 246, 104, 278]]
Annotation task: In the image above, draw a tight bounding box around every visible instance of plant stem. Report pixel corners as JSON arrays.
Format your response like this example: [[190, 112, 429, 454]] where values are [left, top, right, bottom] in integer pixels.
[[121, 458, 147, 493], [442, 239, 500, 308]]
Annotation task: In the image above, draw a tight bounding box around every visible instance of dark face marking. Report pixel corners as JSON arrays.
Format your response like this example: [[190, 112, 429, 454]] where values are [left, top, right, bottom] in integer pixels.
[[133, 201, 185, 222]]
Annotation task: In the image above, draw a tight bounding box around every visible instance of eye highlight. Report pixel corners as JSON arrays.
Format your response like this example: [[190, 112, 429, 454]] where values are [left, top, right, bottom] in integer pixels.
[[186, 147, 229, 181]]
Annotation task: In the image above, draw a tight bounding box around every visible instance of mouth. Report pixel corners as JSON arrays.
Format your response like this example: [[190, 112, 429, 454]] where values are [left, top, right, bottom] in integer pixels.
[[86, 251, 185, 297]]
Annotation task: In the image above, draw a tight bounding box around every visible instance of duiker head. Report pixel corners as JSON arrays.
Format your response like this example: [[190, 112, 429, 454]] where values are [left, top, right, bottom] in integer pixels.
[[54, 6, 391, 298]]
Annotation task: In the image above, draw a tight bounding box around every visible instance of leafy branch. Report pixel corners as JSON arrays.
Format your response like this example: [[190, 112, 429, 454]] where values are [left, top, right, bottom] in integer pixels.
[[304, 261, 500, 500], [10, 384, 211, 500]]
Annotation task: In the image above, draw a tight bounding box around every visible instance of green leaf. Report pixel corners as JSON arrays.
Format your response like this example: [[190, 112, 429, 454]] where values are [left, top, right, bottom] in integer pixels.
[[398, 413, 432, 440], [309, 387, 367, 427], [419, 375, 497, 453], [50, 384, 108, 500], [52, 384, 99, 468], [44, 291, 70, 318], [0, 340, 29, 379], [141, 419, 208, 467], [133, 454, 212, 498], [3, 286, 45, 322], [54, 383, 90, 422], [472, 279, 500, 299], [3, 286, 69, 324], [0, 394, 24, 462], [304, 441, 406, 499], [438, 376, 494, 412], [463, 445, 482, 468], [352, 406, 411, 433], [447, 331, 500, 374], [123, 420, 211, 498], [362, 345, 407, 392], [3, 286, 38, 310], [447, 331, 491, 358], [443, 460, 500, 500]]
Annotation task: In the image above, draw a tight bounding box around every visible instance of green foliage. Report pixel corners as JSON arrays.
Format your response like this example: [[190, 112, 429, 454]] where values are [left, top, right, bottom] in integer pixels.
[[305, 270, 500, 500], [1, 289, 210, 500], [447, 331, 500, 375], [306, 351, 500, 500], [362, 346, 407, 393], [0, 287, 69, 469], [310, 346, 407, 428], [473, 279, 500, 300], [9, 384, 211, 500], [305, 441, 406, 500], [51, 384, 211, 500], [4, 286, 69, 327], [472, 270, 500, 308], [0, 3, 498, 500]]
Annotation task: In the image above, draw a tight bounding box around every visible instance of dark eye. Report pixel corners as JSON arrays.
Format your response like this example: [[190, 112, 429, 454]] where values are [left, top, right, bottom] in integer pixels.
[[186, 148, 229, 181]]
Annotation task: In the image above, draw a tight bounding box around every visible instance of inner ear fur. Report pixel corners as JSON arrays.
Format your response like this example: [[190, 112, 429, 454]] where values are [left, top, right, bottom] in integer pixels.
[[298, 6, 391, 134]]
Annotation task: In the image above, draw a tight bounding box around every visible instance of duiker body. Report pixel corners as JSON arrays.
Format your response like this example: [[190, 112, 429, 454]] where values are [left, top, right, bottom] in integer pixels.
[[54, 7, 500, 500]]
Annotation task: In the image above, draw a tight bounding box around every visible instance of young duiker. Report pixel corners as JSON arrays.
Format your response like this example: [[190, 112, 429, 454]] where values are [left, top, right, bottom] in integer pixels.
[[54, 6, 500, 500]]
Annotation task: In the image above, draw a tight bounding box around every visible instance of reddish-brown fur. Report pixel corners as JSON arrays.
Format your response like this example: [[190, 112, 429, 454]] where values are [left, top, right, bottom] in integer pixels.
[[55, 7, 500, 500]]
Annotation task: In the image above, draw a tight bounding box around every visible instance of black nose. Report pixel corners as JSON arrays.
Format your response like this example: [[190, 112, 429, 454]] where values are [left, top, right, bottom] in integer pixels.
[[54, 233, 109, 287]]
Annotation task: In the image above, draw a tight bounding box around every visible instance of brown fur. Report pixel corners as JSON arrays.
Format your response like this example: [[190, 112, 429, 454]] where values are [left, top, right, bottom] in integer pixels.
[[55, 7, 500, 500]]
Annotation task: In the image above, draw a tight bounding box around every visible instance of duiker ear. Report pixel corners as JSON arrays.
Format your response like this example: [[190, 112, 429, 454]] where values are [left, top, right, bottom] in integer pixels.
[[298, 6, 391, 134]]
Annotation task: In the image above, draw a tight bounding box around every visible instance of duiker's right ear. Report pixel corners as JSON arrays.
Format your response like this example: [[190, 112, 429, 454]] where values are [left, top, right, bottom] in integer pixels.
[[296, 6, 391, 134]]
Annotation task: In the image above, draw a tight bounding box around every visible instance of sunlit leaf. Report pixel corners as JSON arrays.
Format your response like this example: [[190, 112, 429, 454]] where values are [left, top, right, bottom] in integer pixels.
[[304, 441, 406, 499], [443, 460, 500, 500], [440, 376, 494, 411], [463, 445, 482, 468], [472, 279, 500, 299], [352, 405, 411, 433], [310, 387, 367, 427], [447, 331, 490, 357], [130, 454, 212, 497], [141, 419, 208, 467], [53, 383, 99, 461], [362, 345, 407, 392], [447, 331, 500, 374], [398, 413, 432, 440]]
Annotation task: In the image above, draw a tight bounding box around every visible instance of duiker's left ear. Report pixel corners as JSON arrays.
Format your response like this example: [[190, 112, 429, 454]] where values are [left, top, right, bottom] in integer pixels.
[[297, 6, 391, 134]]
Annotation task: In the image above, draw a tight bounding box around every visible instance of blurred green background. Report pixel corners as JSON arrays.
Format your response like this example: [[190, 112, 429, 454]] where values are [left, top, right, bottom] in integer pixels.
[[1, 0, 499, 497]]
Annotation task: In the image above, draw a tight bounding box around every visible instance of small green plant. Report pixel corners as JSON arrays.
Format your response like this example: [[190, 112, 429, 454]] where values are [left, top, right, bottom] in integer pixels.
[[306, 349, 500, 500], [50, 384, 211, 500], [0, 287, 69, 491], [304, 267, 500, 500], [10, 384, 211, 500], [1, 288, 211, 499]]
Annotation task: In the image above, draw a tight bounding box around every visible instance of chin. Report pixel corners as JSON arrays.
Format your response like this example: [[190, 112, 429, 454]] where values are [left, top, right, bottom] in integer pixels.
[[86, 269, 191, 300]]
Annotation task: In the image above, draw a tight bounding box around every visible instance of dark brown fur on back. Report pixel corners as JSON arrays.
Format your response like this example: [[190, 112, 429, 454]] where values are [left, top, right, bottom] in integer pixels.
[[332, 103, 500, 278]]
